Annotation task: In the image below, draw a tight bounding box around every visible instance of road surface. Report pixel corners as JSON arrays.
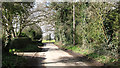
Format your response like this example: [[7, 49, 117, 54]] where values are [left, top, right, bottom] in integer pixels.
[[15, 43, 102, 67]]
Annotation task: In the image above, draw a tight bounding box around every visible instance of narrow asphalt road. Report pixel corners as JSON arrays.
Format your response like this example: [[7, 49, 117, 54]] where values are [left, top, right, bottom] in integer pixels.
[[15, 43, 102, 67]]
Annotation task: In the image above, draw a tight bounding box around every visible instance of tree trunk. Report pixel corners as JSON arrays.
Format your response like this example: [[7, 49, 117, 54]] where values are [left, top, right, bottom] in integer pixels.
[[118, 29, 120, 58], [18, 17, 24, 36], [73, 3, 75, 45], [11, 27, 16, 38], [19, 26, 24, 37]]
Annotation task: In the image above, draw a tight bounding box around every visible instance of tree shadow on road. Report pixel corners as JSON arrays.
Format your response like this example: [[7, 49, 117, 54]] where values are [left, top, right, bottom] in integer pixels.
[[13, 53, 46, 68]]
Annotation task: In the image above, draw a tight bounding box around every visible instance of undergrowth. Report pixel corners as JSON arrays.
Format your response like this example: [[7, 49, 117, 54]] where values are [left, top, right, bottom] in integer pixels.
[[55, 42, 119, 66], [2, 53, 27, 68]]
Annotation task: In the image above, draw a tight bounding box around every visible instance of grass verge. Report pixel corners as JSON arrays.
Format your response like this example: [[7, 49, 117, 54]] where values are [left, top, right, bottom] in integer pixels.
[[42, 40, 55, 43], [55, 42, 120, 66]]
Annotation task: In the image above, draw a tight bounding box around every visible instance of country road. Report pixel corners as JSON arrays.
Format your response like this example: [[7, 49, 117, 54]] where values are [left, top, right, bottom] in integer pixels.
[[15, 43, 103, 67]]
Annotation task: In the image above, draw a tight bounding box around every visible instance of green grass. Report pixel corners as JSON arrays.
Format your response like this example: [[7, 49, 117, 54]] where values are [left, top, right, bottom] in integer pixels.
[[42, 40, 55, 43], [87, 53, 118, 64], [55, 42, 119, 65], [55, 42, 92, 55], [62, 45, 92, 55]]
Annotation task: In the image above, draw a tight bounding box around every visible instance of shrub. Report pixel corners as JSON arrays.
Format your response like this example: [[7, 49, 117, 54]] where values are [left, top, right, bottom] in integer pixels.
[[10, 37, 32, 49]]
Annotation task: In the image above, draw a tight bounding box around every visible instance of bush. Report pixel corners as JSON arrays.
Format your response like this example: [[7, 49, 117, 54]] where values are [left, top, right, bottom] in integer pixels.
[[10, 37, 32, 49]]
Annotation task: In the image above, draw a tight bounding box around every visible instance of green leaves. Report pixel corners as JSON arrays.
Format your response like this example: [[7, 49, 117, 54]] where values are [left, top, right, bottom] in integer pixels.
[[2, 2, 31, 15]]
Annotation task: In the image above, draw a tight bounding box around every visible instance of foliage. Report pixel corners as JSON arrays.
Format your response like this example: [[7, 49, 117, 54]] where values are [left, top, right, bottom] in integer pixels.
[[55, 42, 118, 65], [52, 2, 120, 65], [2, 2, 33, 52], [3, 40, 43, 68], [9, 37, 32, 49], [43, 34, 52, 40], [14, 43, 42, 52], [18, 33, 28, 37], [22, 24, 43, 41], [50, 2, 73, 44], [2, 53, 27, 68]]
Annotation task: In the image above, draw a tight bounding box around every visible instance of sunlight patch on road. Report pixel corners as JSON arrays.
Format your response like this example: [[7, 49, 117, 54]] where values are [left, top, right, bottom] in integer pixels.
[[14, 52, 45, 58]]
